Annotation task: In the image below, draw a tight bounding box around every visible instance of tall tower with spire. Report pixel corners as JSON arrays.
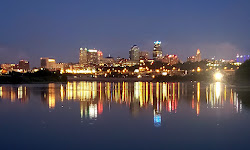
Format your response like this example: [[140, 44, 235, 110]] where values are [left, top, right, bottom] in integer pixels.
[[195, 49, 201, 62]]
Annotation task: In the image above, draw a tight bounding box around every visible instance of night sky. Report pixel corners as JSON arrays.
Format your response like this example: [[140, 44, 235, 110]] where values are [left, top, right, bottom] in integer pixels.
[[1, 0, 250, 67]]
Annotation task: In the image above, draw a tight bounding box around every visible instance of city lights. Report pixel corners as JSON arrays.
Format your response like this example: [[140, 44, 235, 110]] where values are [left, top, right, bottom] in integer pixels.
[[1, 2, 249, 149]]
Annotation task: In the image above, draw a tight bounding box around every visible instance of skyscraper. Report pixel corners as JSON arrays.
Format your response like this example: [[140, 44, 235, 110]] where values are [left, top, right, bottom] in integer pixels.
[[153, 41, 163, 60], [79, 48, 102, 66], [19, 60, 29, 70], [87, 49, 98, 65], [79, 48, 87, 65], [129, 45, 140, 61]]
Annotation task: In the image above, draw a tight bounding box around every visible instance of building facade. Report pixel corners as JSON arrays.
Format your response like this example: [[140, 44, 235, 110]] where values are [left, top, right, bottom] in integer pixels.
[[139, 51, 149, 60], [153, 41, 163, 60], [187, 56, 196, 62], [87, 49, 98, 65], [162, 55, 180, 65], [40, 58, 56, 69], [79, 48, 103, 66], [129, 45, 140, 61], [79, 48, 88, 65], [187, 49, 202, 62], [19, 60, 30, 70], [196, 49, 201, 62]]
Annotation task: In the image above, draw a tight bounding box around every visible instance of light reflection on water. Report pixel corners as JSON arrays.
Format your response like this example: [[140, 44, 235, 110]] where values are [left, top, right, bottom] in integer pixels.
[[1, 81, 250, 149], [0, 82, 243, 126]]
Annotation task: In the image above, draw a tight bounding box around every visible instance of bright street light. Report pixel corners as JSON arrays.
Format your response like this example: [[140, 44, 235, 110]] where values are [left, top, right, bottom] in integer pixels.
[[214, 72, 223, 81]]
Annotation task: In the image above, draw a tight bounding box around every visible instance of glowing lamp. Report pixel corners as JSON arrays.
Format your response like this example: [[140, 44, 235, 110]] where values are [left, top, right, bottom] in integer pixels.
[[162, 72, 167, 76], [214, 72, 223, 81]]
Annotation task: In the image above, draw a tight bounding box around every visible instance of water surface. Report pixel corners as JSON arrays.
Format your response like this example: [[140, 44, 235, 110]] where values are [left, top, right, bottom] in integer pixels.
[[0, 82, 250, 150]]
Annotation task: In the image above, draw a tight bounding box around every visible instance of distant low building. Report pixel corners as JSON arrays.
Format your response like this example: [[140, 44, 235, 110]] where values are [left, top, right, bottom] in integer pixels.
[[187, 56, 196, 62], [139, 51, 149, 60], [0, 63, 19, 73], [99, 56, 115, 66], [162, 54, 180, 65], [236, 54, 250, 63], [122, 60, 139, 67]]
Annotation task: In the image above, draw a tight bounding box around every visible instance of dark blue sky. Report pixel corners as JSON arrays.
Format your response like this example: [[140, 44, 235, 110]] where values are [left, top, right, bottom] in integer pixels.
[[1, 0, 250, 67]]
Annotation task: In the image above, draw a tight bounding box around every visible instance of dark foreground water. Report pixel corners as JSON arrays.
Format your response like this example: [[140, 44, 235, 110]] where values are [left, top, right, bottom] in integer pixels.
[[0, 81, 250, 150]]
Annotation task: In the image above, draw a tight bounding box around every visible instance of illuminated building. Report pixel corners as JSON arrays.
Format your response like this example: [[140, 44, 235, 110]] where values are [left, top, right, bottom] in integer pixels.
[[79, 48, 87, 65], [87, 49, 98, 65], [139, 51, 149, 60], [187, 56, 196, 62], [97, 50, 103, 62], [40, 57, 48, 68], [129, 45, 140, 61], [122, 60, 139, 66], [196, 49, 201, 62], [187, 49, 202, 62], [0, 63, 18, 72], [162, 54, 180, 65], [99, 55, 115, 66], [236, 54, 250, 63], [79, 47, 103, 66], [153, 41, 162, 60], [19, 60, 29, 70], [40, 57, 56, 69]]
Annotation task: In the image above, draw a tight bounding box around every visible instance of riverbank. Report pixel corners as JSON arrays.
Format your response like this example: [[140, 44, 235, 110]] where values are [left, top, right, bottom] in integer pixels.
[[0, 70, 67, 84]]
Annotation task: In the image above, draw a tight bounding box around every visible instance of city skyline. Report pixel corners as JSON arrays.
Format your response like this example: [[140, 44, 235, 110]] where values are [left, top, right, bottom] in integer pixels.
[[0, 42, 244, 68], [1, 1, 250, 150], [1, 0, 250, 67]]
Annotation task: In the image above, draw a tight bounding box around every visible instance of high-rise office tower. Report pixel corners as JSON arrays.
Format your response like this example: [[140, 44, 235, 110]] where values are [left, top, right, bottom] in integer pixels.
[[19, 60, 30, 70], [129, 45, 140, 61], [195, 49, 201, 62], [79, 48, 88, 65], [87, 49, 98, 65], [79, 48, 102, 65], [40, 58, 48, 68], [153, 41, 163, 60], [40, 58, 56, 69]]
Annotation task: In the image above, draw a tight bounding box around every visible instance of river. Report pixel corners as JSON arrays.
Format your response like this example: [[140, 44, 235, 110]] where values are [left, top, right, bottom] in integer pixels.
[[0, 81, 250, 149]]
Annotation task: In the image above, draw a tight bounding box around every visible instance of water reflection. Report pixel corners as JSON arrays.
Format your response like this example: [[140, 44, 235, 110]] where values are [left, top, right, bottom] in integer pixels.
[[0, 81, 244, 126], [0, 85, 29, 102]]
